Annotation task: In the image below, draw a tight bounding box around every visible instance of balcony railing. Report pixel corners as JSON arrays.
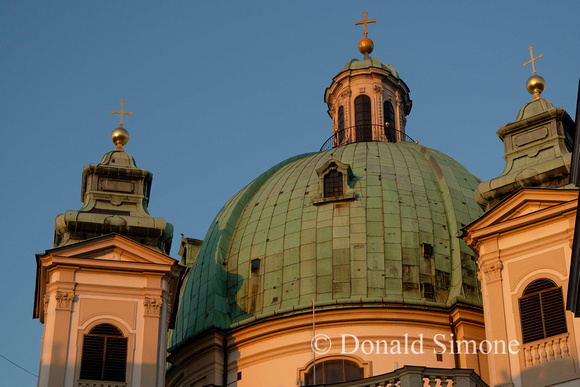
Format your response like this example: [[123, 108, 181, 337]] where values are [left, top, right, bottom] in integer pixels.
[[523, 332, 571, 367], [320, 125, 415, 152], [312, 366, 488, 387]]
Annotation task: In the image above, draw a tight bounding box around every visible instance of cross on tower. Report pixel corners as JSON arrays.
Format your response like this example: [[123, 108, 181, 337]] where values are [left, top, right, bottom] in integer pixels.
[[523, 45, 543, 76], [111, 97, 133, 127], [355, 12, 376, 38]]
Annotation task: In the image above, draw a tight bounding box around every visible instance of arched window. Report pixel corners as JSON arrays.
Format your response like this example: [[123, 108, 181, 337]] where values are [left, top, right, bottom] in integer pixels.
[[324, 168, 343, 198], [80, 323, 128, 382], [383, 101, 396, 142], [354, 95, 372, 142], [519, 278, 568, 344], [337, 106, 345, 144], [303, 359, 364, 385]]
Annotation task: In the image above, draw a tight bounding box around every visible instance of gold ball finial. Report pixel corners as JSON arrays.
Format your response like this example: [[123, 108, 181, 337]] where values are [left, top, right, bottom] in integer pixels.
[[358, 37, 374, 55], [526, 75, 545, 101], [111, 127, 130, 151]]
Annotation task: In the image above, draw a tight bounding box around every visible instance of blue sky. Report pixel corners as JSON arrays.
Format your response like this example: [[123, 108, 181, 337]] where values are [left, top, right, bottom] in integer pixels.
[[1, 1, 579, 385]]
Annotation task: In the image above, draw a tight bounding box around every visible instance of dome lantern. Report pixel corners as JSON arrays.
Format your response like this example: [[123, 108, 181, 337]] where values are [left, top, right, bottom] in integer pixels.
[[323, 13, 412, 149]]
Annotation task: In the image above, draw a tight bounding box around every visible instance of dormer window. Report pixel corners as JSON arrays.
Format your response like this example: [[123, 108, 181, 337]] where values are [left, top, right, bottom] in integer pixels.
[[313, 156, 358, 204], [324, 168, 343, 198]]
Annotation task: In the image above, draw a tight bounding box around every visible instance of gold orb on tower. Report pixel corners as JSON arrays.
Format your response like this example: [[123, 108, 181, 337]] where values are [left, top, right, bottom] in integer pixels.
[[358, 37, 374, 55], [112, 127, 130, 150], [526, 75, 545, 100]]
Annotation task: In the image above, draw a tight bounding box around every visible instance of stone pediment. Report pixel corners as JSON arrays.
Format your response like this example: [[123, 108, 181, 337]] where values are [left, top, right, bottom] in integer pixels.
[[463, 188, 578, 246], [41, 233, 178, 268]]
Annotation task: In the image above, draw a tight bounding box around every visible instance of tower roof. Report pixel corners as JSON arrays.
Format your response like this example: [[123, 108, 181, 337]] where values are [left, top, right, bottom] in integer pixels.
[[342, 57, 400, 78], [473, 47, 575, 211]]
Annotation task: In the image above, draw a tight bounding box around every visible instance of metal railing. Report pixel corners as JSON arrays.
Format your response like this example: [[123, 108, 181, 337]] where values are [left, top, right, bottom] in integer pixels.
[[315, 365, 488, 387], [320, 125, 415, 152]]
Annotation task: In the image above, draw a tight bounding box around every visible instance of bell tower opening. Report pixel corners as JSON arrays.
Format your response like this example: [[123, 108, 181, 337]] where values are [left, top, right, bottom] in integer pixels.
[[354, 95, 372, 141], [384, 100, 396, 142]]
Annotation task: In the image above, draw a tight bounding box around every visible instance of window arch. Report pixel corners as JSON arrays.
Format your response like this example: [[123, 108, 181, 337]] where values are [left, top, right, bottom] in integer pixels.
[[383, 100, 396, 142], [337, 105, 345, 144], [303, 358, 364, 385], [519, 278, 568, 344], [80, 323, 128, 382], [354, 95, 372, 142]]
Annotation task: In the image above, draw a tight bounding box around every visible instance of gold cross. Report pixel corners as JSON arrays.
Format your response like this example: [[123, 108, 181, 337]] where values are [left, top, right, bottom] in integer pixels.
[[355, 12, 376, 38], [111, 97, 133, 127], [523, 45, 543, 76]]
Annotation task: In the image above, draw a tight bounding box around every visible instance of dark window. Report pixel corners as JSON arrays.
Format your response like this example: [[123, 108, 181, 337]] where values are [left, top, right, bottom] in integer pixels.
[[337, 106, 345, 144], [324, 169, 343, 198], [383, 101, 396, 142], [519, 279, 568, 344], [304, 359, 364, 386], [80, 324, 127, 382], [354, 95, 372, 141]]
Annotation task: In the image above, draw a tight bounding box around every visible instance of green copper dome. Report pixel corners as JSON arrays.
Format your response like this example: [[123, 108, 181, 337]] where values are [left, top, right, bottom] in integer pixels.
[[342, 57, 399, 78], [170, 141, 483, 349]]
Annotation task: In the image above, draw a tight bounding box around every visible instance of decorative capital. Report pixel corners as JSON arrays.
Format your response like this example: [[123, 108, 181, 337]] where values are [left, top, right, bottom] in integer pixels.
[[374, 85, 384, 95], [144, 297, 162, 317], [480, 260, 503, 283], [55, 291, 74, 311]]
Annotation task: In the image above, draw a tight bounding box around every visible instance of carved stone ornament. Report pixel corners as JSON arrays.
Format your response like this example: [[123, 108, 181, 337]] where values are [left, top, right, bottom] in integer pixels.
[[44, 294, 50, 313], [329, 105, 336, 116], [144, 297, 162, 317], [340, 88, 352, 99], [374, 85, 384, 95], [55, 291, 74, 311], [480, 260, 503, 283]]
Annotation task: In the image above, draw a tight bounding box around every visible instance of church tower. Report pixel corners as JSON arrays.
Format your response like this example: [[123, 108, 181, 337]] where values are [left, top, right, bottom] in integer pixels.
[[34, 100, 184, 387], [463, 48, 580, 387]]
